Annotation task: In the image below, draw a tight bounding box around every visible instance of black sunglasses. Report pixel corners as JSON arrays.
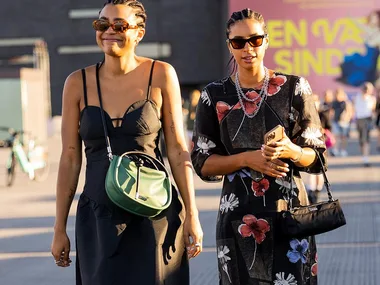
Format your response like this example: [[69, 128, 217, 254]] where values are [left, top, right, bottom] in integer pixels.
[[92, 19, 138, 33], [227, 34, 268, 49]]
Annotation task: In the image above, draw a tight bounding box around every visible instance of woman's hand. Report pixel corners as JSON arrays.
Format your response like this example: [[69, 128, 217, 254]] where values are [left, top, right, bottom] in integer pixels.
[[51, 230, 72, 267], [261, 132, 300, 162], [183, 213, 203, 259], [245, 150, 289, 178]]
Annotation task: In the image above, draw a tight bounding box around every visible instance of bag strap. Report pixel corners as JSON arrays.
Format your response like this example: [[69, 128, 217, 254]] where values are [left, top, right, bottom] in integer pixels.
[[285, 77, 334, 208], [264, 76, 334, 207], [95, 62, 113, 161], [314, 150, 333, 201], [146, 60, 156, 100]]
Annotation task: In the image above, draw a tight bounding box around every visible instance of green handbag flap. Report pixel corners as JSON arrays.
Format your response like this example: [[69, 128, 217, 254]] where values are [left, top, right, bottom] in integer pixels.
[[112, 155, 171, 209]]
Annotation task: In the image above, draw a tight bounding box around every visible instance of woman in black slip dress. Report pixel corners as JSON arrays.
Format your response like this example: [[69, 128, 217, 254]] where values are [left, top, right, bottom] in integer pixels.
[[51, 1, 203, 284]]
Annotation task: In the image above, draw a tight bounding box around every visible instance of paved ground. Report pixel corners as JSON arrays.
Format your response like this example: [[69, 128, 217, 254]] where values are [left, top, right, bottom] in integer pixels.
[[0, 132, 379, 285]]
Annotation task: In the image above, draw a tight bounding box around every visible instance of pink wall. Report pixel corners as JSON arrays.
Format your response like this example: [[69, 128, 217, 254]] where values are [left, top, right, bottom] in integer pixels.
[[228, 0, 380, 95]]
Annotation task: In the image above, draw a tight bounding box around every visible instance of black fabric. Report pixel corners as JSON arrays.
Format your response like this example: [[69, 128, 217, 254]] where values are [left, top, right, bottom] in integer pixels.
[[281, 151, 346, 238], [81, 69, 88, 107], [77, 62, 189, 285], [281, 199, 346, 238]]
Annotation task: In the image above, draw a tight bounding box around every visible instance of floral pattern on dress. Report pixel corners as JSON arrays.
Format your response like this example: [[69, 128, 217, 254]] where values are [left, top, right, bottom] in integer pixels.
[[275, 177, 297, 200], [287, 239, 309, 264], [218, 245, 232, 283], [252, 178, 270, 206], [216, 101, 241, 122], [256, 74, 287, 96], [238, 215, 271, 270], [238, 214, 270, 244], [200, 89, 212, 106], [220, 193, 240, 214], [295, 77, 312, 96], [274, 272, 298, 285], [252, 178, 269, 197], [234, 90, 262, 116], [227, 168, 252, 182], [301, 127, 324, 146], [268, 74, 287, 96], [311, 253, 318, 277], [196, 136, 216, 154]]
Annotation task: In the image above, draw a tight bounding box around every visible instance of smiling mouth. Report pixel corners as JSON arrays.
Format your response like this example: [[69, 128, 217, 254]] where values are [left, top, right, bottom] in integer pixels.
[[242, 55, 256, 60], [102, 39, 121, 42]]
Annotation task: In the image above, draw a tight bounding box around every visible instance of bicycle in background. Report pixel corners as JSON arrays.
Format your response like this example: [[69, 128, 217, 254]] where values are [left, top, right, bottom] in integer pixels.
[[0, 127, 49, 186]]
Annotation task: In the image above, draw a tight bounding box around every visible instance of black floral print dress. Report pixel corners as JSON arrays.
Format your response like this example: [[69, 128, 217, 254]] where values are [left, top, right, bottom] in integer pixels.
[[191, 73, 327, 285]]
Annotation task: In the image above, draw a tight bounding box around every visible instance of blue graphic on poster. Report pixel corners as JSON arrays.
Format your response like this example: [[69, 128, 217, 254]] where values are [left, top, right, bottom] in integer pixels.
[[337, 10, 380, 87]]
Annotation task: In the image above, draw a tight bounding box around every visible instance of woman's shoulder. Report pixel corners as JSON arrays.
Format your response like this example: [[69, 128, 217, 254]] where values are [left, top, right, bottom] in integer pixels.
[[273, 70, 302, 83], [66, 64, 98, 83], [203, 76, 234, 95], [140, 59, 179, 82]]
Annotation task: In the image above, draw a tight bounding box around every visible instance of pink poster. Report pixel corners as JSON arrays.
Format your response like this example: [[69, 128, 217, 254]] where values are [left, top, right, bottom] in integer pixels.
[[228, 0, 380, 96]]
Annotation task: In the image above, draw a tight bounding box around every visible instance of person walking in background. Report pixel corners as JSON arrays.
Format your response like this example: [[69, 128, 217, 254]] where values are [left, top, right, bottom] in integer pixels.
[[331, 88, 354, 156], [191, 8, 326, 284], [50, 1, 203, 284], [375, 87, 380, 152], [186, 89, 201, 148], [320, 90, 335, 152], [353, 82, 377, 166], [307, 94, 331, 203]]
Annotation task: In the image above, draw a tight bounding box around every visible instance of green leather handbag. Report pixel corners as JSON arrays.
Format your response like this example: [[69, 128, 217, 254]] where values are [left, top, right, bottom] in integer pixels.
[[105, 151, 172, 217], [95, 62, 172, 217]]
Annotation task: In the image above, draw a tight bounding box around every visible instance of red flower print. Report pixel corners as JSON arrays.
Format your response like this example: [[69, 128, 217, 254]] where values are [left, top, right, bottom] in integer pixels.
[[257, 74, 287, 96], [311, 253, 318, 276], [252, 178, 269, 197], [238, 214, 270, 244], [242, 90, 261, 114], [311, 263, 318, 276], [216, 101, 241, 122]]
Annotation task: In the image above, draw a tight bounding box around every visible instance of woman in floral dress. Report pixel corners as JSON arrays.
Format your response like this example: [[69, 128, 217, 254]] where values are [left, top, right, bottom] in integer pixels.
[[191, 8, 326, 285]]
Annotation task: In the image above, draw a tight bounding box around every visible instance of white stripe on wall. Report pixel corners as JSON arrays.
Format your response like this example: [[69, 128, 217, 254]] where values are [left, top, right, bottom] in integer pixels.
[[69, 9, 99, 19], [58, 43, 172, 58], [0, 38, 44, 47], [58, 45, 100, 54]]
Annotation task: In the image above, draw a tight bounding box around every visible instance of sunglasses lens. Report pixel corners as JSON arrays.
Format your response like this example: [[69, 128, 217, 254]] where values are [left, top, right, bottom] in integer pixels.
[[113, 22, 127, 32], [249, 36, 263, 47], [230, 39, 246, 49], [93, 20, 110, 32], [229, 35, 265, 49]]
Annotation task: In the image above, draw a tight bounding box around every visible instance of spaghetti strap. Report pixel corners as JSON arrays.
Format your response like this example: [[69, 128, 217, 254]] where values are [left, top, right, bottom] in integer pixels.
[[81, 69, 88, 107], [146, 60, 156, 100]]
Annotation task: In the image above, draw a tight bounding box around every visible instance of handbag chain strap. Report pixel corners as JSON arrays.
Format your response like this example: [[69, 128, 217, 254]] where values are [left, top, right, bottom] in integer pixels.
[[263, 76, 334, 210], [95, 62, 114, 161]]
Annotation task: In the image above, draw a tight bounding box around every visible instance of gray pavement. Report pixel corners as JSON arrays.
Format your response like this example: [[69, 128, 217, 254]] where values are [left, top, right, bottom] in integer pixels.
[[0, 132, 379, 285]]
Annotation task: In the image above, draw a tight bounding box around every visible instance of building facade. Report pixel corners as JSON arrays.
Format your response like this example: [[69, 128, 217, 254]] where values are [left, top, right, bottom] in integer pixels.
[[0, 0, 229, 116]]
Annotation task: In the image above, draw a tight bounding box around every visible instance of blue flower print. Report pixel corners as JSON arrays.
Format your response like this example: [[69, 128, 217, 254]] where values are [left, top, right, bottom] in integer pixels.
[[227, 169, 251, 182], [286, 239, 309, 264]]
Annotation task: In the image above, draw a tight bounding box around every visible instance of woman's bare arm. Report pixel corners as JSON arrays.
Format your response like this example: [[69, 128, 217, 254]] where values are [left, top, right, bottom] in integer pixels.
[[158, 62, 197, 215], [158, 61, 203, 257], [54, 71, 83, 233]]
